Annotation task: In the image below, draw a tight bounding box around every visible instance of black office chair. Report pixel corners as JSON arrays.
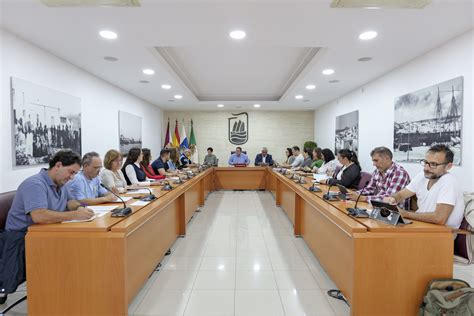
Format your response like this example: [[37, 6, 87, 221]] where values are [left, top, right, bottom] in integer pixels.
[[230, 151, 247, 155]]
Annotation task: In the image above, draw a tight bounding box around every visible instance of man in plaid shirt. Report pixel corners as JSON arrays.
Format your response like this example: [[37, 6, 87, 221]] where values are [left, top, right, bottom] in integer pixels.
[[347, 147, 411, 209]]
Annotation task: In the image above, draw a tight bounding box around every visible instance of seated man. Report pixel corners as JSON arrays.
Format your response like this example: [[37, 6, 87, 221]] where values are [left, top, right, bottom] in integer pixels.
[[151, 149, 171, 176], [180, 148, 196, 168], [66, 152, 116, 205], [347, 147, 411, 208], [203, 147, 218, 166], [255, 147, 273, 166], [384, 145, 464, 229], [283, 146, 304, 169], [228, 146, 250, 166], [6, 150, 95, 232]]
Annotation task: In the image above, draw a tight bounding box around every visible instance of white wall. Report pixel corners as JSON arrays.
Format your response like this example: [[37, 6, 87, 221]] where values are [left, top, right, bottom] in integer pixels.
[[164, 111, 315, 165], [314, 30, 474, 191], [0, 29, 163, 193]]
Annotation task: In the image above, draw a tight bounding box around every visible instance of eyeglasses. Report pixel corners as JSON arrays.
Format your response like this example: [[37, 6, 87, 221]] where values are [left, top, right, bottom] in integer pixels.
[[419, 159, 449, 169]]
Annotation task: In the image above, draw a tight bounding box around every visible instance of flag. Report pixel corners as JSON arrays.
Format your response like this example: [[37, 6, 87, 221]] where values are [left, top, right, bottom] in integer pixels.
[[189, 119, 196, 146], [180, 120, 189, 149], [164, 118, 170, 147], [189, 120, 198, 162], [172, 119, 180, 147]]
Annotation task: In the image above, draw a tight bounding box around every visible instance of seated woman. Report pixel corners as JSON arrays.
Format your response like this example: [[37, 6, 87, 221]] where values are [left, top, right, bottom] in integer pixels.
[[140, 148, 166, 180], [121, 147, 160, 186], [313, 148, 341, 175], [310, 147, 324, 170], [100, 149, 128, 193], [203, 147, 218, 166], [284, 147, 295, 165], [320, 149, 361, 189]]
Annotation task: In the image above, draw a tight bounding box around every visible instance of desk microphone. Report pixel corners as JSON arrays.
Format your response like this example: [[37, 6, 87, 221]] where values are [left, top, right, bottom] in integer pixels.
[[308, 182, 322, 192], [323, 182, 335, 200], [100, 184, 132, 217], [141, 187, 156, 202], [346, 181, 370, 217], [162, 181, 173, 191]]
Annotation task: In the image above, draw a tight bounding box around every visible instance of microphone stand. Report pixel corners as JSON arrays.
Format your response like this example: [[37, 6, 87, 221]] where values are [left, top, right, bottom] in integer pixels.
[[322, 183, 335, 200], [141, 187, 156, 202], [346, 181, 370, 217], [100, 184, 132, 217], [308, 182, 322, 192]]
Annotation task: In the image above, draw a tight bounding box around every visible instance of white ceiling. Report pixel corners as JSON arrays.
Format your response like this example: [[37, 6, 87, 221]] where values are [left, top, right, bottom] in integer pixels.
[[1, 0, 473, 111]]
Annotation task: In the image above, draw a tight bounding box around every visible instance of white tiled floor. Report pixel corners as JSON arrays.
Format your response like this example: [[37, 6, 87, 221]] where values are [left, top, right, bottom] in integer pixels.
[[3, 191, 473, 315]]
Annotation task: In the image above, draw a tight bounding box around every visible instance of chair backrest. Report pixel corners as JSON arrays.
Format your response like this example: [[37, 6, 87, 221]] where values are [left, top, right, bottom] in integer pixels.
[[231, 151, 247, 155], [0, 191, 16, 230], [358, 172, 372, 190]]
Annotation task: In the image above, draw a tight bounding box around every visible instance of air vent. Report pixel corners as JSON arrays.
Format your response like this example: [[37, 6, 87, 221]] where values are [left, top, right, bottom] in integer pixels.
[[41, 0, 140, 7], [330, 0, 431, 9]]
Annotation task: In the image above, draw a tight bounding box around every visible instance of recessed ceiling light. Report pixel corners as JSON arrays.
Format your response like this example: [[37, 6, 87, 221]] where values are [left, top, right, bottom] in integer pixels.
[[306, 84, 316, 90], [322, 69, 335, 75], [253, 104, 261, 108], [358, 57, 373, 62], [365, 6, 381, 9], [139, 80, 149, 84], [329, 80, 340, 83], [295, 95, 304, 100], [174, 95, 183, 99], [99, 30, 117, 40], [104, 56, 118, 61], [217, 104, 224, 108], [161, 84, 171, 89], [229, 30, 246, 40], [359, 31, 378, 40], [142, 69, 155, 75]]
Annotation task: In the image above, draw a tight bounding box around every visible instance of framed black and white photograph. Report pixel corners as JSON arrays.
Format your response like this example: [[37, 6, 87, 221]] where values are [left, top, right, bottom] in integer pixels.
[[394, 76, 463, 165], [11, 77, 82, 166], [335, 110, 359, 154], [119, 111, 142, 155]]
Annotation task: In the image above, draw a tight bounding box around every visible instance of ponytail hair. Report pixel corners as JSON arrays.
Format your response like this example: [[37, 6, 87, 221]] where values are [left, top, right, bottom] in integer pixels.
[[338, 149, 360, 167]]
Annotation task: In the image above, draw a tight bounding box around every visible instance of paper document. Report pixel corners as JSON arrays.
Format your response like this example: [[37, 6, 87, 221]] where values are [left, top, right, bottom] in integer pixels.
[[114, 196, 132, 202], [62, 215, 97, 223], [125, 189, 150, 194], [313, 174, 329, 182], [87, 205, 118, 212], [131, 200, 150, 206]]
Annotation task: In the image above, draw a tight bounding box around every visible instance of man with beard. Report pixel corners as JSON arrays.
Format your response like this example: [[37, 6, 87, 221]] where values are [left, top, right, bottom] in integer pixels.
[[384, 144, 464, 229]]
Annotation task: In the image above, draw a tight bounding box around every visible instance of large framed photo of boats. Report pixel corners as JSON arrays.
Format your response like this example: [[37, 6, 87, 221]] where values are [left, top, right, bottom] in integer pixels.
[[393, 76, 463, 165]]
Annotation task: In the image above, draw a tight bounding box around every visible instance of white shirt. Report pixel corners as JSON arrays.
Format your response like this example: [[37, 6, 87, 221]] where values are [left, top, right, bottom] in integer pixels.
[[125, 163, 150, 186], [291, 154, 304, 168], [318, 159, 341, 175], [100, 169, 127, 193], [406, 172, 464, 229], [262, 155, 267, 163]]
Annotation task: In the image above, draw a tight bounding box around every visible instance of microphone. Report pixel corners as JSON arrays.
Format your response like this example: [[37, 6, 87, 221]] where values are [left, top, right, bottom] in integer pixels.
[[323, 182, 335, 200], [308, 182, 322, 192], [346, 181, 370, 217], [141, 187, 156, 202], [100, 184, 132, 217]]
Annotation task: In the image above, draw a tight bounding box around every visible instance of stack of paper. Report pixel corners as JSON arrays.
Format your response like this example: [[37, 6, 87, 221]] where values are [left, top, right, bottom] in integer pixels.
[[313, 174, 330, 182], [125, 189, 150, 194]]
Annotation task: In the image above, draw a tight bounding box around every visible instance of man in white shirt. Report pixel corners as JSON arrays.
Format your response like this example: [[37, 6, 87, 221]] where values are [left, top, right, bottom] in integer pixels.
[[287, 146, 304, 169], [384, 145, 464, 229]]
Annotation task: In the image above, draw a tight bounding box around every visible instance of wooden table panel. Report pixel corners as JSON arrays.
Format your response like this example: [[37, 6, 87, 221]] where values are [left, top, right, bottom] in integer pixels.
[[26, 232, 126, 315], [213, 167, 266, 190], [185, 181, 200, 223], [280, 181, 296, 224], [125, 199, 180, 303]]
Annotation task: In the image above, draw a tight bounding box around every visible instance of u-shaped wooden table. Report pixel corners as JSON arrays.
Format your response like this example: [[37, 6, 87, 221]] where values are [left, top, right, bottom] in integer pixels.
[[26, 167, 452, 316]]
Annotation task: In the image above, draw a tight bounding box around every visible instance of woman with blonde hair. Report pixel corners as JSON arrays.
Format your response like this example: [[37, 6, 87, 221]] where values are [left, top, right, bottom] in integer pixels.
[[100, 149, 128, 193]]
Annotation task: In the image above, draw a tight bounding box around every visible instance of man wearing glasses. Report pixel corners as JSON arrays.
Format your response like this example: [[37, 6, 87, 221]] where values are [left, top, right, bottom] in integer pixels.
[[384, 144, 464, 229]]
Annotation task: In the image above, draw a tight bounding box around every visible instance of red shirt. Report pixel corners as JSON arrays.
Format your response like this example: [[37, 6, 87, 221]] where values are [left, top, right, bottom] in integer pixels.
[[141, 163, 165, 180]]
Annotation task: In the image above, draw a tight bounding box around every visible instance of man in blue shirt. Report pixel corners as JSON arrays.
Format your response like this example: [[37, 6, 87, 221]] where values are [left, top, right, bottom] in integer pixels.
[[152, 149, 171, 175], [66, 152, 116, 205], [6, 150, 95, 231], [228, 147, 250, 166]]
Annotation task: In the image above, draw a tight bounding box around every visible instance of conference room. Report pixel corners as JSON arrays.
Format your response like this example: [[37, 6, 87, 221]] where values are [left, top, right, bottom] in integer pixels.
[[1, 0, 473, 315]]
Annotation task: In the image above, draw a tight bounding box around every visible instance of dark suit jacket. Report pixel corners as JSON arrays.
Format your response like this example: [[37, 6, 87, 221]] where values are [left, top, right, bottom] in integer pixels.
[[254, 154, 273, 166], [327, 163, 361, 189]]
